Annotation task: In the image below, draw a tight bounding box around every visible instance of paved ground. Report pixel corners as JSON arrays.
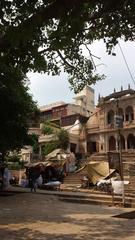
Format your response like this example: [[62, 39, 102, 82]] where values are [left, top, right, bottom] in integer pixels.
[[0, 189, 135, 240]]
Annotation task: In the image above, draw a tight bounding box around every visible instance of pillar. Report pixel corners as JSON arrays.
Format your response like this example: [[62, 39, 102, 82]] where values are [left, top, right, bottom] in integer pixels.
[[125, 136, 128, 151]]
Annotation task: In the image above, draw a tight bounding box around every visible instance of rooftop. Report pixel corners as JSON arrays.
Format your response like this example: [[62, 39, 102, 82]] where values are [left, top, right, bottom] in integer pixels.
[[40, 101, 66, 111], [98, 86, 135, 106]]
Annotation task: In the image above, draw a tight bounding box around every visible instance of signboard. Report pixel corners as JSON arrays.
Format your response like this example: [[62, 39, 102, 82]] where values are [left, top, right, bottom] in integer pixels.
[[108, 152, 121, 177], [114, 115, 123, 128]]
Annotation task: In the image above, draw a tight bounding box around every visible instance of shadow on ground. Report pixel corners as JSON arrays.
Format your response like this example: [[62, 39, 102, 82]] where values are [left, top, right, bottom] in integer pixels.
[[0, 192, 135, 239]]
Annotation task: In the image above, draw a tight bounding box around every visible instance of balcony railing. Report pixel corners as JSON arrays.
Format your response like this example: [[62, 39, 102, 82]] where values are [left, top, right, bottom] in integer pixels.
[[38, 134, 58, 143], [105, 120, 135, 130]]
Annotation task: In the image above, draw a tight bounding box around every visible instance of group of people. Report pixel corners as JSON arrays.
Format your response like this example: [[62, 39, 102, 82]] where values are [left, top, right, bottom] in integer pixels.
[[0, 163, 65, 192], [25, 166, 43, 192], [25, 165, 65, 192]]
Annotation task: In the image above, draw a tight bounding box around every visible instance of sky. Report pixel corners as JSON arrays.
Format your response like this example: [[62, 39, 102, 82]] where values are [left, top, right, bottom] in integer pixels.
[[28, 40, 135, 107]]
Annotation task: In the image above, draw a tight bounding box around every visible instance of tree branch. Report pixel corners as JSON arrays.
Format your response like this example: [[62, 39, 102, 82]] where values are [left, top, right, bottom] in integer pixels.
[[38, 47, 51, 54], [57, 50, 75, 69]]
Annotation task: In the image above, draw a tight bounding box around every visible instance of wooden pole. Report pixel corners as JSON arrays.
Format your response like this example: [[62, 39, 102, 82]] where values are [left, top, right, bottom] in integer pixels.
[[118, 129, 125, 206]]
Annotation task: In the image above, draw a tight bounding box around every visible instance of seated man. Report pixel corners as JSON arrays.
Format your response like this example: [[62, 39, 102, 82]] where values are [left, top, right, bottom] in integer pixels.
[[81, 176, 89, 188]]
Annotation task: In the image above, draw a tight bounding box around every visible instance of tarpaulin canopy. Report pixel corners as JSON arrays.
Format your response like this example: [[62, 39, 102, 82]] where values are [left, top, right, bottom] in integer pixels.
[[44, 148, 71, 167], [86, 161, 116, 185], [25, 149, 70, 168], [45, 148, 70, 161], [45, 159, 66, 167], [24, 161, 49, 168]]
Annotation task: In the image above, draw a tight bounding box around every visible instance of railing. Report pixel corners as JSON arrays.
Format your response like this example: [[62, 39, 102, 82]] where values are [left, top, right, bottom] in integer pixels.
[[104, 120, 135, 130], [86, 124, 99, 133], [38, 134, 57, 143], [28, 128, 41, 135]]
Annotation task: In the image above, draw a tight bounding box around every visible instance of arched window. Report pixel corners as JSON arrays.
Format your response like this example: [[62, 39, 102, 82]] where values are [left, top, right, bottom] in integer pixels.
[[107, 110, 114, 125], [127, 134, 135, 149], [125, 106, 134, 121], [120, 135, 125, 150], [109, 136, 116, 151]]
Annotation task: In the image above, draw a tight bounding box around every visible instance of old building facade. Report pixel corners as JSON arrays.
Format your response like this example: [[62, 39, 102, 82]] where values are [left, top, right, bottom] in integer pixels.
[[28, 85, 135, 160], [86, 87, 135, 155], [34, 86, 95, 157]]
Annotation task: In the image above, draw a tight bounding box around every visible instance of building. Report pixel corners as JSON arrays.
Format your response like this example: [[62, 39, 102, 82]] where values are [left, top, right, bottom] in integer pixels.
[[40, 86, 95, 123], [86, 86, 135, 155], [27, 84, 135, 164], [74, 86, 95, 116], [37, 86, 95, 156]]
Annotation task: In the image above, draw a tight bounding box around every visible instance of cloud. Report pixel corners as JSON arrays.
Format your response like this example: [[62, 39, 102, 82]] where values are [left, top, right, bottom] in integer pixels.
[[28, 40, 135, 106], [28, 72, 74, 106]]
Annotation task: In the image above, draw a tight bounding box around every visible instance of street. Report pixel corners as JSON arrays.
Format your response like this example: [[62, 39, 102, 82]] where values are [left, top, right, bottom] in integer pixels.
[[0, 190, 135, 240]]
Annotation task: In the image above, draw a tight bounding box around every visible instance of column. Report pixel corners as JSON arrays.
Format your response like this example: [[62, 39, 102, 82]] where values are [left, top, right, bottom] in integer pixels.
[[125, 135, 128, 151], [105, 134, 109, 152], [123, 107, 126, 123], [115, 132, 119, 151], [39, 144, 42, 156]]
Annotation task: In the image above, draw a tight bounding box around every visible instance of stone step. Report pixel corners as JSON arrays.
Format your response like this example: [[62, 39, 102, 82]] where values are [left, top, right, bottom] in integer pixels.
[[58, 191, 135, 208], [7, 186, 135, 208], [64, 181, 81, 184], [60, 183, 135, 207], [125, 192, 135, 197], [58, 196, 121, 207]]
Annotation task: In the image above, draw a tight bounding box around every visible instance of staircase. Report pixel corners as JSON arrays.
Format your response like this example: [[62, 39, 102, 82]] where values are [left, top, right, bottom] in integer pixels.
[[87, 152, 108, 162], [62, 166, 87, 189], [58, 190, 125, 207], [122, 151, 135, 197], [61, 151, 135, 207]]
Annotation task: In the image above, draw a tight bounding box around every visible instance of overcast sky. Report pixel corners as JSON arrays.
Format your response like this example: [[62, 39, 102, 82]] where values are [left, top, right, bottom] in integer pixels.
[[28, 40, 135, 107]]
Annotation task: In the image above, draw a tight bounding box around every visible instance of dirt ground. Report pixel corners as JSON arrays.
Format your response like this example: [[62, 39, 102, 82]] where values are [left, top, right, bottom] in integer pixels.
[[0, 190, 135, 240]]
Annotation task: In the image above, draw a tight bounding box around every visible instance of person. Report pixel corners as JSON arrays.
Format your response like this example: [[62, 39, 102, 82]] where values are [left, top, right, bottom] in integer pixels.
[[29, 175, 37, 192], [36, 174, 43, 187], [29, 168, 39, 192], [81, 176, 89, 188], [0, 165, 3, 190], [20, 175, 28, 188], [3, 164, 11, 190]]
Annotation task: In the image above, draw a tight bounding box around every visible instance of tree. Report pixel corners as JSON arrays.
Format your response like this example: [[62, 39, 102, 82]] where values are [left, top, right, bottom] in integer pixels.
[[57, 129, 69, 150], [0, 1, 135, 92], [41, 120, 60, 135], [41, 128, 69, 156], [41, 122, 54, 135], [0, 71, 38, 161], [26, 133, 39, 153], [41, 141, 58, 156], [1, 0, 135, 158]]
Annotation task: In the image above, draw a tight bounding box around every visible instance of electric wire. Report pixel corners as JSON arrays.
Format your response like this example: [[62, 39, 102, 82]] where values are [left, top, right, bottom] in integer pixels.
[[118, 42, 135, 86]]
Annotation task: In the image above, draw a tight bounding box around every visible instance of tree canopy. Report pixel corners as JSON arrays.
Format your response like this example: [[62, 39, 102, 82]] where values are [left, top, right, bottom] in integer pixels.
[[41, 128, 69, 156], [1, 0, 135, 92], [41, 120, 60, 135], [0, 71, 38, 159]]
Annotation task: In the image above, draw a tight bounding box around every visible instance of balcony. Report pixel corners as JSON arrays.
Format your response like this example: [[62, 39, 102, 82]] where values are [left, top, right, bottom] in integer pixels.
[[105, 120, 135, 130], [123, 120, 135, 128], [38, 134, 57, 143], [86, 124, 99, 134], [106, 123, 114, 129], [28, 128, 41, 135]]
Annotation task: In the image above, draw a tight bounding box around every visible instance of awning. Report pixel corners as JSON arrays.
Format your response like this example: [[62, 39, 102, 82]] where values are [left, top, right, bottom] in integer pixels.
[[86, 161, 116, 185], [24, 161, 49, 168]]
